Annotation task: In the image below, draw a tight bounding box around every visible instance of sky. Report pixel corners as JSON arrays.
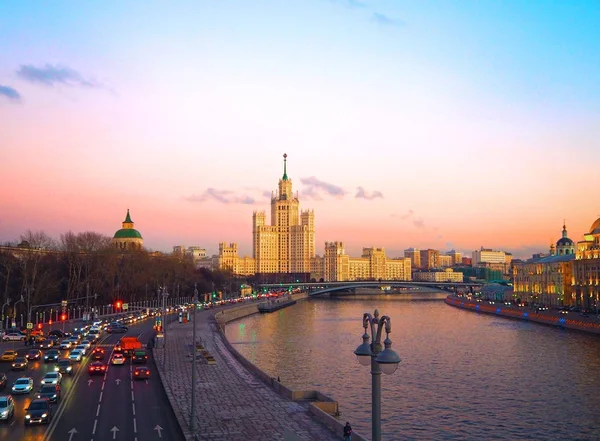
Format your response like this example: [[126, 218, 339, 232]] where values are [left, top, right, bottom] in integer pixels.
[[1, 0, 599, 259]]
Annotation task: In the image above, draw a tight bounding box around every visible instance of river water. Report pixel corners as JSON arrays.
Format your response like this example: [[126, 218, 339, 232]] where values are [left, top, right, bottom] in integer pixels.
[[224, 296, 600, 441]]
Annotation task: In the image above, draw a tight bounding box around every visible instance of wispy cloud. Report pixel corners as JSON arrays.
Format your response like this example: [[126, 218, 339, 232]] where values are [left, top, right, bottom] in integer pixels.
[[300, 176, 346, 199], [413, 218, 425, 229], [186, 188, 257, 205], [393, 209, 425, 228], [0, 85, 21, 102], [355, 187, 383, 200], [17, 64, 105, 89], [371, 12, 401, 27]]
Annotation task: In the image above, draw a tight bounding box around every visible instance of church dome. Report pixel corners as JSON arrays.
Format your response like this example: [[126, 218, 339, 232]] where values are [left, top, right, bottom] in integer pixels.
[[556, 237, 573, 246], [590, 217, 600, 235], [113, 228, 143, 239]]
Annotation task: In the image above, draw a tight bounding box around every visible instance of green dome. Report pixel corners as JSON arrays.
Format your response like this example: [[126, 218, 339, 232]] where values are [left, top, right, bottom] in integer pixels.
[[113, 229, 143, 239]]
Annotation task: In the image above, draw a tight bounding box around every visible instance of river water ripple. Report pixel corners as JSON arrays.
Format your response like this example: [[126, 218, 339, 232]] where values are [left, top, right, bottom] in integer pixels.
[[225, 298, 600, 441]]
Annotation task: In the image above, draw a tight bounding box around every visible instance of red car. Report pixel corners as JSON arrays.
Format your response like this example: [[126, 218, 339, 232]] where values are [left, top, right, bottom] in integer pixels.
[[91, 348, 105, 360], [133, 366, 150, 380], [88, 362, 106, 375]]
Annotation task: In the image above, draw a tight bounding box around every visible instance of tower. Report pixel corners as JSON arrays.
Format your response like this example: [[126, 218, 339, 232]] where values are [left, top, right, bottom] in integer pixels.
[[112, 209, 144, 251]]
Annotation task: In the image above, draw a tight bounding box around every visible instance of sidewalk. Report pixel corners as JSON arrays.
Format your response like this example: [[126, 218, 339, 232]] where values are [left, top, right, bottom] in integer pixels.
[[154, 309, 342, 441]]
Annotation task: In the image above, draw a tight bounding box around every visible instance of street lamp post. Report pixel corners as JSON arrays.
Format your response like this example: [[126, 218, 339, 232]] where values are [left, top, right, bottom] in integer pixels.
[[2, 299, 10, 330], [354, 309, 401, 441], [190, 283, 198, 433], [13, 295, 24, 328]]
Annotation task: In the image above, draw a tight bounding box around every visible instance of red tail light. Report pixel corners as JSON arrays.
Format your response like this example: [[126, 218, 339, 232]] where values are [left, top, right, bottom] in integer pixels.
[[135, 371, 139, 375]]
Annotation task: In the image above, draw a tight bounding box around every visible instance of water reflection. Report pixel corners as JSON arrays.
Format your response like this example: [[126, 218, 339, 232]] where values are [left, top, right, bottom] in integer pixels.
[[226, 298, 600, 440]]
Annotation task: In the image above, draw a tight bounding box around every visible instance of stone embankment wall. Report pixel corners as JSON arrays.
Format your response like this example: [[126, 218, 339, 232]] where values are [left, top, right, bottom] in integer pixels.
[[215, 292, 368, 441], [445, 295, 600, 335]]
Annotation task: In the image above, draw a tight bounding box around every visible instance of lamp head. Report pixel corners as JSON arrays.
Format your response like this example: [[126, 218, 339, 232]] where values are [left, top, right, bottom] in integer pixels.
[[354, 332, 372, 366], [374, 336, 401, 375]]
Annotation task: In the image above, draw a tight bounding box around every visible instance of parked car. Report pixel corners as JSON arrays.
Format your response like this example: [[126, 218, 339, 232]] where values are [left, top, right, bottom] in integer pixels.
[[3, 333, 25, 342]]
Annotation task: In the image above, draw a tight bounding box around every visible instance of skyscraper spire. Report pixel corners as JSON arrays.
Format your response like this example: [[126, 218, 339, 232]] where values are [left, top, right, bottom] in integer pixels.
[[282, 153, 288, 181]]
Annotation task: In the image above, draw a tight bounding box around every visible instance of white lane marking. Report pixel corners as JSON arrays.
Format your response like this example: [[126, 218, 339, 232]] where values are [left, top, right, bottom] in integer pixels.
[[99, 391, 103, 402], [132, 402, 136, 415], [101, 381, 105, 391], [133, 418, 137, 433], [92, 419, 97, 435], [96, 404, 101, 417], [131, 391, 134, 401]]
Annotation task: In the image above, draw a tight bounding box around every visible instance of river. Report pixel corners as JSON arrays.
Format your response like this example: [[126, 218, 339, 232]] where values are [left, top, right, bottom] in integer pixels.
[[224, 296, 600, 440]]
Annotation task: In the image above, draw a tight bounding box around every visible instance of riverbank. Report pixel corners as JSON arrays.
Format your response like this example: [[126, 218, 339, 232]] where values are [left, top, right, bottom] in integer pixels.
[[215, 292, 369, 441], [445, 295, 600, 335]]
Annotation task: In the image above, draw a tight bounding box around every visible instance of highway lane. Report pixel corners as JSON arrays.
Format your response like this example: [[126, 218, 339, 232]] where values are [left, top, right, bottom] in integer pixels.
[[0, 339, 88, 441], [47, 314, 184, 441]]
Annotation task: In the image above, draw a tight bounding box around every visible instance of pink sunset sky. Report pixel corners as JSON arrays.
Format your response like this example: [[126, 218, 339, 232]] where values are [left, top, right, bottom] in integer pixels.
[[1, 1, 599, 259]]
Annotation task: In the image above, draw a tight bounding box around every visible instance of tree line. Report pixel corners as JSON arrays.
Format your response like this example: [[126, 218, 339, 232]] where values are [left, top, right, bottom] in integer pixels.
[[0, 230, 242, 318]]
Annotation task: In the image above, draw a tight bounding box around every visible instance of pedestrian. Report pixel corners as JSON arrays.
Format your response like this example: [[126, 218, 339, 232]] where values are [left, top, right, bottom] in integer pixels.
[[343, 422, 352, 441]]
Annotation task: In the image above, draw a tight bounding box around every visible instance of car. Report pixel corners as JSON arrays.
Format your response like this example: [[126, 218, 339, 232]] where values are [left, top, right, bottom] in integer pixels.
[[111, 353, 125, 365], [80, 340, 92, 349], [48, 330, 67, 338], [36, 384, 61, 403], [24, 398, 52, 424], [0, 373, 7, 390], [41, 372, 62, 385], [26, 349, 42, 361], [3, 333, 25, 342], [0, 395, 15, 421], [132, 350, 148, 364], [44, 350, 60, 363], [107, 325, 127, 334], [88, 361, 107, 375], [1, 350, 18, 362], [67, 336, 80, 345], [38, 339, 54, 349], [133, 366, 150, 380], [68, 350, 83, 362], [91, 348, 105, 360], [11, 357, 28, 371], [55, 359, 73, 375], [11, 377, 34, 394], [74, 345, 87, 356], [59, 340, 72, 350]]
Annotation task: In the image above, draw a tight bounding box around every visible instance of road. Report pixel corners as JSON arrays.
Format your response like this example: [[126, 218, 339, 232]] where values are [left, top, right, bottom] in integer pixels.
[[0, 314, 184, 441]]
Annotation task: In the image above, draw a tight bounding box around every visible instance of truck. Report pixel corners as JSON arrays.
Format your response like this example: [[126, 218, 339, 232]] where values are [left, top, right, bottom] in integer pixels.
[[116, 337, 142, 357]]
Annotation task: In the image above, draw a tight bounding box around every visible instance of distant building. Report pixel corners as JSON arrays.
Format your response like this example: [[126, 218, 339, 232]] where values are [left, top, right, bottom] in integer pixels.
[[413, 268, 463, 282], [419, 249, 440, 270], [438, 255, 452, 268], [573, 217, 600, 308], [461, 257, 472, 266], [112, 209, 143, 251], [446, 250, 462, 266], [472, 247, 511, 275], [404, 248, 421, 269]]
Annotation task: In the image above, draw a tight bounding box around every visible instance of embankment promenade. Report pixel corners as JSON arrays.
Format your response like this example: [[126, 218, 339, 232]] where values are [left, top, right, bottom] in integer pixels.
[[445, 295, 600, 335], [155, 293, 368, 441]]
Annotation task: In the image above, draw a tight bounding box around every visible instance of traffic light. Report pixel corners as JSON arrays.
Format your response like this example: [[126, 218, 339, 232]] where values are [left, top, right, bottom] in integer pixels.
[[212, 292, 216, 299], [60, 314, 67, 321], [116, 301, 122, 309], [37, 323, 42, 330]]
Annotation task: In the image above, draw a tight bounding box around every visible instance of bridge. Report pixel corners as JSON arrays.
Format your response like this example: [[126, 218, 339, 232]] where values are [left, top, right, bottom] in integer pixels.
[[257, 281, 483, 297]]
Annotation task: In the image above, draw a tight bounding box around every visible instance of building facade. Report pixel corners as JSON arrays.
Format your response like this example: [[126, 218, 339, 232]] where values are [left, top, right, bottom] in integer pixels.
[[404, 248, 421, 269], [420, 249, 440, 270], [412, 268, 463, 282], [512, 224, 576, 306], [573, 217, 600, 309], [112, 209, 143, 251]]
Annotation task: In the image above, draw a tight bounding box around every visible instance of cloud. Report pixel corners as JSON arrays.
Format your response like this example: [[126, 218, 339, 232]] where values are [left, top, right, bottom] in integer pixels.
[[371, 12, 401, 27], [355, 187, 383, 200], [17, 64, 104, 89], [0, 85, 21, 102], [413, 218, 425, 229], [400, 209, 414, 220], [300, 176, 346, 199], [186, 188, 257, 205]]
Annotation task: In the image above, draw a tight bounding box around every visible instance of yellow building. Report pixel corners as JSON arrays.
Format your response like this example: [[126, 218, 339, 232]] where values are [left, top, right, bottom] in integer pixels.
[[512, 224, 575, 306], [412, 268, 463, 282], [573, 216, 600, 309], [318, 242, 411, 282], [404, 248, 421, 269], [112, 209, 143, 251]]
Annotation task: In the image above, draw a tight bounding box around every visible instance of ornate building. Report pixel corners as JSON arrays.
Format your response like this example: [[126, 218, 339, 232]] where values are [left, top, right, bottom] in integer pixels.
[[112, 209, 143, 251], [513, 223, 576, 306], [217, 154, 411, 282], [573, 216, 600, 308], [218, 154, 316, 278]]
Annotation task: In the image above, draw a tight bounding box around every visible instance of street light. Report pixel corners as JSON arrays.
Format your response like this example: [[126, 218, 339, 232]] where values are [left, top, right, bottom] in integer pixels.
[[354, 309, 401, 441], [190, 283, 198, 433]]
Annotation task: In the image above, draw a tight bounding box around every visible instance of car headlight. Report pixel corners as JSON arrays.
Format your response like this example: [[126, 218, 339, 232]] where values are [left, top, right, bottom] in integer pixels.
[[1, 410, 8, 416], [52, 380, 57, 384], [54, 367, 59, 371], [52, 394, 57, 398], [25, 415, 31, 419], [44, 356, 48, 359], [67, 367, 72, 371], [41, 413, 47, 418]]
